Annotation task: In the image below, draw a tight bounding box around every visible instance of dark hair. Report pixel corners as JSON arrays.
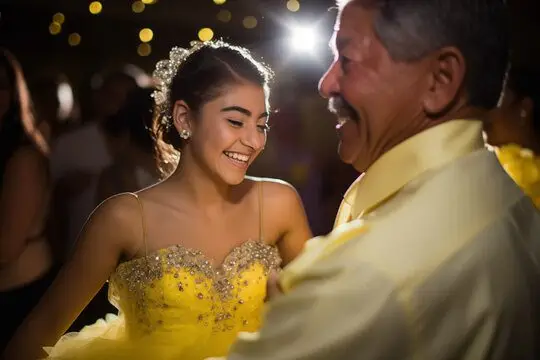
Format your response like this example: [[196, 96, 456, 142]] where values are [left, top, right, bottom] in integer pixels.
[[506, 66, 540, 135], [104, 87, 155, 154], [340, 0, 509, 109], [0, 48, 48, 187], [152, 41, 274, 177]]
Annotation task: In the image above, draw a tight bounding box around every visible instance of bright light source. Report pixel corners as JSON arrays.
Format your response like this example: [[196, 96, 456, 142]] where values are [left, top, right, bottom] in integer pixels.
[[89, 1, 103, 15], [289, 26, 318, 54], [139, 28, 153, 42], [198, 28, 214, 42]]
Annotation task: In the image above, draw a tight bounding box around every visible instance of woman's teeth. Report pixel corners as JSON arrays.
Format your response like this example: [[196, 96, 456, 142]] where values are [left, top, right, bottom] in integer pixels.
[[224, 151, 249, 163]]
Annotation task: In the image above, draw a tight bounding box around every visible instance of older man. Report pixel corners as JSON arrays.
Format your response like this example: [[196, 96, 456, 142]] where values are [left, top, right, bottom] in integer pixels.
[[220, 0, 540, 359]]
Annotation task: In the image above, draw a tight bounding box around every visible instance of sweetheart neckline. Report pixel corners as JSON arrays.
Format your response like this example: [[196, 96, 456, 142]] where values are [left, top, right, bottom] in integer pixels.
[[113, 239, 276, 275]]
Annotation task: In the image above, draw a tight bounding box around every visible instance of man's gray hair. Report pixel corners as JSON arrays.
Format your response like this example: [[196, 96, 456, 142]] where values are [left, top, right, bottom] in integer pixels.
[[335, 0, 509, 109]]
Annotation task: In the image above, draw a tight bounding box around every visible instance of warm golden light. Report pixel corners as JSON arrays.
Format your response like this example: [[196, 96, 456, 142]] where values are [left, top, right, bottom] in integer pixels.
[[286, 0, 300, 12], [52, 13, 65, 24], [198, 28, 214, 42], [142, 0, 156, 4], [132, 1, 145, 13], [49, 22, 61, 35], [213, 0, 226, 5], [68, 33, 81, 46], [217, 9, 232, 23], [139, 28, 153, 42], [89, 1, 103, 15], [137, 43, 152, 56], [242, 16, 258, 29]]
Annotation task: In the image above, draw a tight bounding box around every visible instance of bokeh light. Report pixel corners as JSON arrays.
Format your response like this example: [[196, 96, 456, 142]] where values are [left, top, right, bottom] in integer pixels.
[[198, 28, 214, 42], [49, 22, 61, 35], [139, 28, 154, 42], [286, 0, 300, 12], [213, 0, 226, 4], [142, 0, 156, 4], [89, 1, 103, 15], [137, 43, 152, 56], [52, 13, 65, 24], [217, 9, 232, 23], [242, 16, 258, 29], [132, 1, 145, 13], [68, 33, 81, 46]]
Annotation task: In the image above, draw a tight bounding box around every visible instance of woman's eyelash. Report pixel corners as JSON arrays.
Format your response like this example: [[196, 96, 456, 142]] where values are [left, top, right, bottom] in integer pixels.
[[228, 119, 243, 126]]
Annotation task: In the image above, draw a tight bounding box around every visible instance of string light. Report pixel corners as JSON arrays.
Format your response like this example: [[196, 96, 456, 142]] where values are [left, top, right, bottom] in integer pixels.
[[141, 0, 156, 4], [52, 13, 65, 24], [137, 43, 152, 56], [49, 22, 62, 35], [89, 1, 103, 15], [132, 1, 145, 13], [242, 16, 258, 29], [213, 0, 226, 4], [217, 9, 232, 23], [198, 28, 214, 42], [68, 33, 81, 46], [286, 0, 300, 12], [139, 28, 153, 42]]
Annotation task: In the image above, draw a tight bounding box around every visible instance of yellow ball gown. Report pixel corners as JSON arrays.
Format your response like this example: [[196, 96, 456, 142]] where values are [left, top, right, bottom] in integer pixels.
[[495, 144, 540, 208], [44, 239, 281, 360]]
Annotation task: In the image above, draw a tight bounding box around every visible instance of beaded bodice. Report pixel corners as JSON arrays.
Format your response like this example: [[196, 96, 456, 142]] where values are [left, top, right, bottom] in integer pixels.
[[108, 239, 281, 343]]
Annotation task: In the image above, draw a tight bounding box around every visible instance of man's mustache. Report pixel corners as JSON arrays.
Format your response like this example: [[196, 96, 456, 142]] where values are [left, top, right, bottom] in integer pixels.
[[328, 96, 358, 122]]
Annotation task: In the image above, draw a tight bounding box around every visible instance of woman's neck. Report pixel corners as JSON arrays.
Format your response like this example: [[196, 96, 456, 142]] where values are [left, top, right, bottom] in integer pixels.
[[167, 151, 234, 210]]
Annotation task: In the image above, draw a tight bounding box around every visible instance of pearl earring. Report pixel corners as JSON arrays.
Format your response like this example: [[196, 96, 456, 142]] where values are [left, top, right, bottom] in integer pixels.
[[179, 129, 191, 140]]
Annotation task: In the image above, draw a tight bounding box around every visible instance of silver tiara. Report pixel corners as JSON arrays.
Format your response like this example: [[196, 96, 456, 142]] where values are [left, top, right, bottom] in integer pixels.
[[152, 40, 228, 124]]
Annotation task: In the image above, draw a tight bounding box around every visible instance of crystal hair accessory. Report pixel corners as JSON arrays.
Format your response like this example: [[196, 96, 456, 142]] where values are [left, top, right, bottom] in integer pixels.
[[151, 40, 205, 124]]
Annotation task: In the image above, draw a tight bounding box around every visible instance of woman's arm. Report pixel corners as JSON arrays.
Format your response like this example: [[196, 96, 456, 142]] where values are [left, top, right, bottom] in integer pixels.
[[0, 147, 48, 266], [2, 194, 142, 360], [263, 180, 312, 266]]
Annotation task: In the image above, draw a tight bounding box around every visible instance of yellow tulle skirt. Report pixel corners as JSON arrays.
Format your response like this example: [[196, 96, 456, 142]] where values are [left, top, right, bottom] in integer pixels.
[[43, 313, 237, 360]]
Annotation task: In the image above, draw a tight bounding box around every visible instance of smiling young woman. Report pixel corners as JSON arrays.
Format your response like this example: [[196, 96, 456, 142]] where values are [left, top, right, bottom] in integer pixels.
[[3, 40, 313, 360]]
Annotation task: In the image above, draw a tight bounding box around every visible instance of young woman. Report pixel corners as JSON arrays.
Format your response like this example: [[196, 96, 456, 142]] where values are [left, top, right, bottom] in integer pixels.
[[0, 48, 55, 353], [3, 40, 312, 360]]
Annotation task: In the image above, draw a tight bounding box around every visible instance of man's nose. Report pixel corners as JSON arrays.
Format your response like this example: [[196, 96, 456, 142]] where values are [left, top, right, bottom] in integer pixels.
[[318, 62, 340, 99]]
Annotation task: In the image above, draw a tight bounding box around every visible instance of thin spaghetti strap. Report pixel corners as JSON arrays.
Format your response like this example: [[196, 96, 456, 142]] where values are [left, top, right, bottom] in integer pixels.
[[258, 181, 264, 242], [129, 192, 148, 257]]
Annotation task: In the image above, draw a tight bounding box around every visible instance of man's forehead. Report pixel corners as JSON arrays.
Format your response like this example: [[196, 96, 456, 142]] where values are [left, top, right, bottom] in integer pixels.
[[331, 4, 374, 50]]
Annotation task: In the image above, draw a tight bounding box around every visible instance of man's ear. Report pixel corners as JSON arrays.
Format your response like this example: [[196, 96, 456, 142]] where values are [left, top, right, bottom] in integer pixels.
[[422, 46, 466, 116]]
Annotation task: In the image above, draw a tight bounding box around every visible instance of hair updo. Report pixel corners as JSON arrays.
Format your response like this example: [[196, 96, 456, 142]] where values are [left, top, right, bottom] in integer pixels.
[[151, 41, 274, 178]]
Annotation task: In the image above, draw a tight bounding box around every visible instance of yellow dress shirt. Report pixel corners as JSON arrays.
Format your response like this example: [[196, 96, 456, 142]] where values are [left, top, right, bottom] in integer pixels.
[[224, 120, 540, 360]]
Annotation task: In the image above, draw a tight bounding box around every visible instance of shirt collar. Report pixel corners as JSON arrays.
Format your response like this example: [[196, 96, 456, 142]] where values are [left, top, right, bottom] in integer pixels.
[[343, 119, 485, 219]]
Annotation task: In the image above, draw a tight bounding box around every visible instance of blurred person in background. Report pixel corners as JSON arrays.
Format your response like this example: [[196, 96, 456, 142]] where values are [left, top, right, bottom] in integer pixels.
[[0, 48, 56, 352], [485, 66, 540, 207], [95, 87, 159, 203], [49, 68, 140, 261]]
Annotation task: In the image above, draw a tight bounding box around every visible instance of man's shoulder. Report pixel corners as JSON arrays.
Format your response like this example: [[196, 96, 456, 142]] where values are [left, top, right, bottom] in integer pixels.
[[333, 149, 533, 282]]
